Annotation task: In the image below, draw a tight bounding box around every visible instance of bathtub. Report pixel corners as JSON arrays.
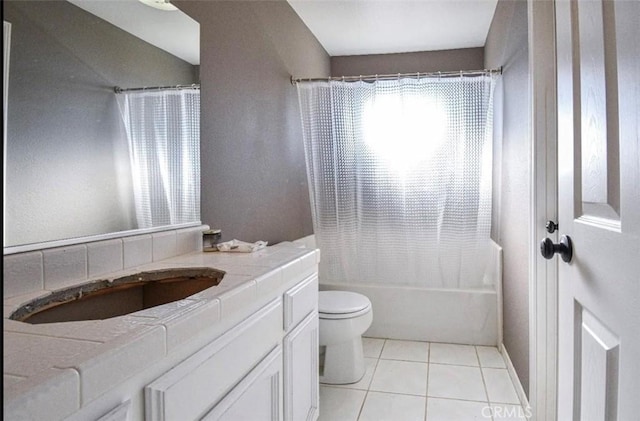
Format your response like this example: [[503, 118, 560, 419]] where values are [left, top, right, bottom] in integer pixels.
[[293, 235, 502, 346]]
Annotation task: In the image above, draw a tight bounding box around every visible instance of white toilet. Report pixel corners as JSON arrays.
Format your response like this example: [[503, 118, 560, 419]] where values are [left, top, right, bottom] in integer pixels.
[[318, 290, 373, 384]]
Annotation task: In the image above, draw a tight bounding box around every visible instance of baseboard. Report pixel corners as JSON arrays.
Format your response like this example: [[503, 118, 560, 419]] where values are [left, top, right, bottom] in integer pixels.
[[499, 343, 532, 419]]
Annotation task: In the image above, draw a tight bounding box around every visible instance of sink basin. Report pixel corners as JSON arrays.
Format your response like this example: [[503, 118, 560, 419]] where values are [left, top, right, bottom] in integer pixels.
[[9, 268, 225, 324]]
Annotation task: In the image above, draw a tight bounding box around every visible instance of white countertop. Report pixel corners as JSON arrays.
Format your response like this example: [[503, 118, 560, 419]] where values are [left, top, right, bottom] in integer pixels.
[[3, 242, 319, 418]]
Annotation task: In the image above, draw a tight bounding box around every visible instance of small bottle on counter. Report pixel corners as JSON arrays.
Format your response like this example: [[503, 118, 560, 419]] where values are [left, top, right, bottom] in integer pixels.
[[203, 229, 222, 252]]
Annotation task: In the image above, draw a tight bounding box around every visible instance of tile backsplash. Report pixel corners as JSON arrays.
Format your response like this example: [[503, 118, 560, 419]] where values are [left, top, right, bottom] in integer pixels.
[[3, 252, 44, 298], [3, 225, 209, 299]]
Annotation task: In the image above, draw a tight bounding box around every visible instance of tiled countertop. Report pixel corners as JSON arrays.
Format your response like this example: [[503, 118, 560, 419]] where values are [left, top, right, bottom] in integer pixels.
[[3, 242, 319, 419]]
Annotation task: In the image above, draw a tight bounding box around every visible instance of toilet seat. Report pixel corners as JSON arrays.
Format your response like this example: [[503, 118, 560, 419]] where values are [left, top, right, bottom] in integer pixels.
[[319, 291, 371, 320]]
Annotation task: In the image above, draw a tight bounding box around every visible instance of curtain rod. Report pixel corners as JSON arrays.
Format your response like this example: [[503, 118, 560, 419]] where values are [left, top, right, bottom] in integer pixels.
[[114, 83, 200, 94], [290, 67, 502, 85]]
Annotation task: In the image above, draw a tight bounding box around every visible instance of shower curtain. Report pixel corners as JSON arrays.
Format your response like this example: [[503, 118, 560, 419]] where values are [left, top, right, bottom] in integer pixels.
[[297, 75, 496, 289], [117, 88, 200, 229]]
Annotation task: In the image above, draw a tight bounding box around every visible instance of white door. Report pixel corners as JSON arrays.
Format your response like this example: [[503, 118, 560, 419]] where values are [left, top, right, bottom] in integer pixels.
[[555, 0, 640, 420]]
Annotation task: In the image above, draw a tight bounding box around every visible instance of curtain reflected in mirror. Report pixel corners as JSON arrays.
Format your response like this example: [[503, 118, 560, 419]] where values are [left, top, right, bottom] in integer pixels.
[[3, 0, 200, 249], [117, 87, 200, 229]]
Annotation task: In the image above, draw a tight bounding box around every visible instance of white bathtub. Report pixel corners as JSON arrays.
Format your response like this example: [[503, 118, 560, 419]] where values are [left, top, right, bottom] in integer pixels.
[[293, 235, 502, 346]]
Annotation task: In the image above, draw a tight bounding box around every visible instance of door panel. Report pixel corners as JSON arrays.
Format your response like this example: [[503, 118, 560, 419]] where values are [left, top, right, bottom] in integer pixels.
[[578, 307, 619, 421], [574, 0, 621, 224], [556, 0, 639, 420]]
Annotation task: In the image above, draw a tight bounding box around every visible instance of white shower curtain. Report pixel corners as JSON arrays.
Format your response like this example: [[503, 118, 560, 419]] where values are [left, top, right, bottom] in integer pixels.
[[117, 88, 200, 229], [297, 75, 496, 289]]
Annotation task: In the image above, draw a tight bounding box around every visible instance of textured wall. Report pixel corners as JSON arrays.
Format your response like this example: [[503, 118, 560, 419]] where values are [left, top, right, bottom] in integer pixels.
[[330, 47, 484, 76], [484, 0, 531, 396], [175, 1, 330, 244], [4, 0, 197, 246]]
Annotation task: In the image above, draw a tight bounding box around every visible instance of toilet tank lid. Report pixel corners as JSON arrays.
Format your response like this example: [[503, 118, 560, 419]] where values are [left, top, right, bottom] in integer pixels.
[[319, 291, 371, 314]]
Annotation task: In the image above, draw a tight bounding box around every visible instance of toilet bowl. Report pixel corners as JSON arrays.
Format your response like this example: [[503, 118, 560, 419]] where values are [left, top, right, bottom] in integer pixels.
[[319, 291, 373, 384]]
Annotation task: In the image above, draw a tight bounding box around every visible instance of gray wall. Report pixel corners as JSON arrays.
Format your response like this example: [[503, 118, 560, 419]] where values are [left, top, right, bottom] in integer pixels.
[[484, 0, 530, 396], [330, 47, 484, 76], [175, 1, 330, 244], [4, 0, 197, 246]]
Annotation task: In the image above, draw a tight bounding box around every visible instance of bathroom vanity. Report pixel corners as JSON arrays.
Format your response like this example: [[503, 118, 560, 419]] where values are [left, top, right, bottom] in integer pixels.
[[3, 242, 320, 420]]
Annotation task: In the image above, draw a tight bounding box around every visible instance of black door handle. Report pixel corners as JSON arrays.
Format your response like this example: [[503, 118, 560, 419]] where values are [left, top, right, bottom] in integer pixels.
[[540, 235, 573, 263]]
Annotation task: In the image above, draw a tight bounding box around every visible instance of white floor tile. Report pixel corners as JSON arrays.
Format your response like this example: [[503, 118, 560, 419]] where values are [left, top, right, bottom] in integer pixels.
[[428, 364, 487, 402], [369, 359, 428, 396], [482, 368, 520, 404], [319, 340, 522, 421], [426, 397, 491, 421], [319, 386, 366, 421], [430, 343, 479, 366], [359, 391, 426, 421], [332, 358, 378, 391], [363, 337, 385, 358], [476, 346, 506, 368], [380, 340, 429, 362], [489, 404, 531, 420]]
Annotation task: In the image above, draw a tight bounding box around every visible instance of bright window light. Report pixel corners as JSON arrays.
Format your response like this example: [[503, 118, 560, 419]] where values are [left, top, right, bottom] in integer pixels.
[[363, 94, 447, 175]]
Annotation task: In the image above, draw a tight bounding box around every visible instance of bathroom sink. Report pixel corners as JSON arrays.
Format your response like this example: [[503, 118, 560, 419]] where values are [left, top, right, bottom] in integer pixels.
[[9, 268, 225, 325]]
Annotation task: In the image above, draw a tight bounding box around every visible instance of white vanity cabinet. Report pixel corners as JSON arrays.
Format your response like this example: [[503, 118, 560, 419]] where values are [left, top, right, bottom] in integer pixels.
[[145, 273, 319, 421], [3, 247, 320, 421]]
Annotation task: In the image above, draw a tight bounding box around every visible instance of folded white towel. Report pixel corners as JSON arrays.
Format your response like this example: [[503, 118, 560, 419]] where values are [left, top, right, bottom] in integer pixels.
[[216, 239, 268, 253]]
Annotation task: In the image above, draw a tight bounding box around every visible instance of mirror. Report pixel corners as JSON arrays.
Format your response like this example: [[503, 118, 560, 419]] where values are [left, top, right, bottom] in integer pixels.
[[3, 0, 200, 252]]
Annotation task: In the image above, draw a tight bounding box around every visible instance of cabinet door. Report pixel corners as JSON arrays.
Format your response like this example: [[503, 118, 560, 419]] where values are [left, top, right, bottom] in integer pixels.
[[284, 311, 319, 421], [145, 299, 283, 421], [96, 400, 131, 421], [202, 346, 282, 421]]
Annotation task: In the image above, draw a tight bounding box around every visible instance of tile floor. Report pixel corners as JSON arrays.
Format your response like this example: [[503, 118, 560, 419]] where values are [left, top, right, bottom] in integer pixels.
[[319, 338, 530, 421]]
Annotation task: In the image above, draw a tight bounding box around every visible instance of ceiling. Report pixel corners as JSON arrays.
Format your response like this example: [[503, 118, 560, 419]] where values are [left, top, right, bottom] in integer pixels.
[[68, 0, 200, 65], [67, 0, 498, 65], [287, 0, 499, 56]]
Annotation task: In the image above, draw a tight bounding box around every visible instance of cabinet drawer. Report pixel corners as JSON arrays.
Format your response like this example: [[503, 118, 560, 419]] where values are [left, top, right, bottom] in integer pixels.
[[283, 274, 318, 332], [145, 298, 283, 421]]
